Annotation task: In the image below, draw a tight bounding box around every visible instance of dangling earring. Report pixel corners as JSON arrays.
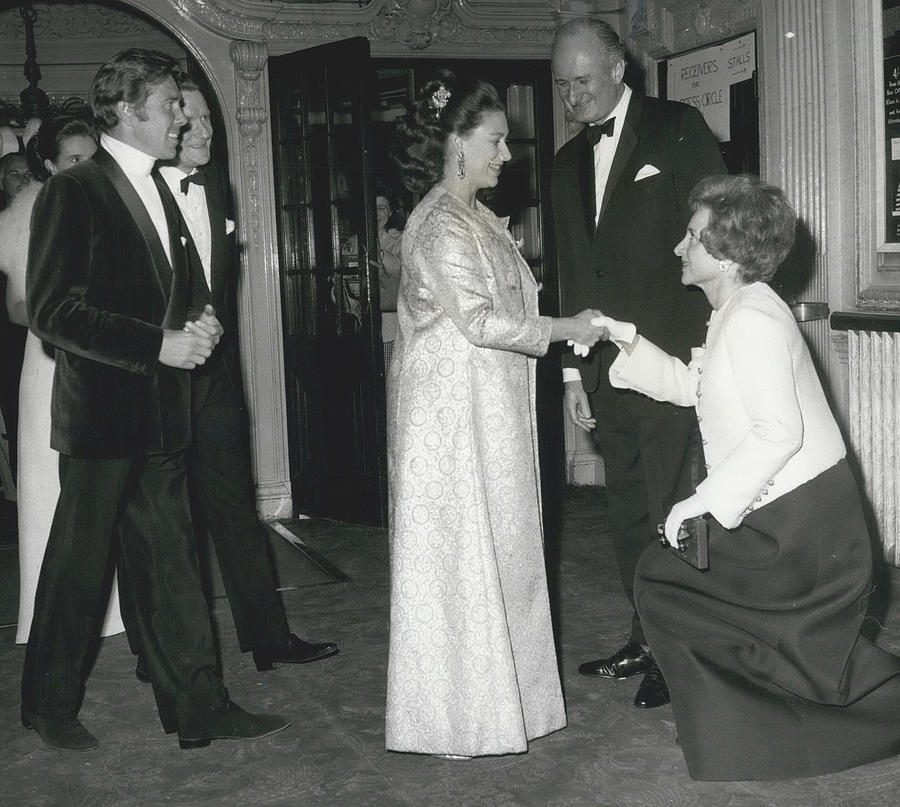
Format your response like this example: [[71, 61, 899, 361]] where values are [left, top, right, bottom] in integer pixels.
[[718, 260, 729, 273], [456, 148, 466, 180]]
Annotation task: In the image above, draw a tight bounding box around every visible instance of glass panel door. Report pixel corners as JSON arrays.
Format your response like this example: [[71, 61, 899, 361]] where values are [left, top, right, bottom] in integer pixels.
[[270, 38, 387, 526]]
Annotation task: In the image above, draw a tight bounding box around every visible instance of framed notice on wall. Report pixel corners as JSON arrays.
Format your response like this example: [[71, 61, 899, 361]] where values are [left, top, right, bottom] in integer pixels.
[[658, 31, 758, 175], [884, 54, 900, 244]]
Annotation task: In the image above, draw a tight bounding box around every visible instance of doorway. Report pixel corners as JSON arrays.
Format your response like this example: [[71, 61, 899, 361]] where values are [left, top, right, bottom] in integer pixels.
[[269, 42, 563, 528]]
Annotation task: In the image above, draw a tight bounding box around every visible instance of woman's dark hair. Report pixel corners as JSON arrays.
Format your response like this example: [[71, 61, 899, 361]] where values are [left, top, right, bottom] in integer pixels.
[[374, 179, 406, 231], [90, 48, 182, 133], [390, 69, 505, 195], [689, 174, 797, 284], [25, 116, 96, 181]]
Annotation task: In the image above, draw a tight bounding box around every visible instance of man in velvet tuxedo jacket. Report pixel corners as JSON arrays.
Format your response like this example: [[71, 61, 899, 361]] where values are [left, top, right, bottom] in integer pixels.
[[550, 19, 726, 709], [156, 81, 337, 672], [21, 49, 287, 751]]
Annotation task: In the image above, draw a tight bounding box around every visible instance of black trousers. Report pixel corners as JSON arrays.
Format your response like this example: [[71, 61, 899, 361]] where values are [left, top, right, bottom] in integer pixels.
[[591, 387, 698, 646], [188, 359, 291, 652], [21, 450, 223, 724]]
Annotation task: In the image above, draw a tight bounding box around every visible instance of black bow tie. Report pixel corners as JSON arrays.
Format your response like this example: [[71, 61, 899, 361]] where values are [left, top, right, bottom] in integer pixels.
[[586, 117, 615, 147], [179, 172, 206, 194]]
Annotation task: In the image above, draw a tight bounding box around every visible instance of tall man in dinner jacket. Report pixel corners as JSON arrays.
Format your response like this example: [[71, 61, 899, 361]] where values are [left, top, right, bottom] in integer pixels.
[[550, 18, 726, 709], [21, 49, 288, 751], [154, 78, 338, 672]]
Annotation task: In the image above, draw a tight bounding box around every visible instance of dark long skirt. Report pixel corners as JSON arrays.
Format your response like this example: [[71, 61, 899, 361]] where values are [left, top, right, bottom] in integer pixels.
[[635, 459, 900, 781]]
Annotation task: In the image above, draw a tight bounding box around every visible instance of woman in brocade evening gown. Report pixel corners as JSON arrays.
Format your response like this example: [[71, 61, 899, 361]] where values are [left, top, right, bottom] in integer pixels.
[[384, 70, 607, 758], [601, 174, 900, 781], [3, 116, 126, 643]]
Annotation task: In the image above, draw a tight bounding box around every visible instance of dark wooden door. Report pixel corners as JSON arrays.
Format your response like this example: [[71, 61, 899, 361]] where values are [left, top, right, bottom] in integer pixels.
[[270, 38, 387, 526]]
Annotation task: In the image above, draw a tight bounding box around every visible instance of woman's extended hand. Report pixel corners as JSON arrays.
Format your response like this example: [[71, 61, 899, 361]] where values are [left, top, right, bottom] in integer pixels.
[[664, 494, 708, 546], [571, 308, 610, 347]]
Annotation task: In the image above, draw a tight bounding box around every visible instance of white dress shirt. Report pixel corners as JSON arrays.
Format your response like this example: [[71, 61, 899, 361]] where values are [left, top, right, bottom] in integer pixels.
[[158, 165, 212, 291], [562, 86, 633, 385], [100, 133, 171, 266], [591, 85, 632, 225]]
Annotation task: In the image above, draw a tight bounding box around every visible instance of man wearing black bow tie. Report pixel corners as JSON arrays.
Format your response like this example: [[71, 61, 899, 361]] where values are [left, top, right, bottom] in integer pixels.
[[22, 49, 288, 751], [155, 77, 338, 673], [550, 19, 725, 709]]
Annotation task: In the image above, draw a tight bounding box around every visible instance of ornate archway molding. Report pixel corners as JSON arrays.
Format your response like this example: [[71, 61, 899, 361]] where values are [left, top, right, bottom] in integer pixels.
[[174, 0, 558, 56]]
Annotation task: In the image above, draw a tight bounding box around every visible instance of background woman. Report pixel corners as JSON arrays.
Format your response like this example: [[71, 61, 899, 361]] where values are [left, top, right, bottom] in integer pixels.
[[385, 69, 606, 758], [374, 180, 405, 372], [604, 174, 900, 780], [3, 115, 126, 643]]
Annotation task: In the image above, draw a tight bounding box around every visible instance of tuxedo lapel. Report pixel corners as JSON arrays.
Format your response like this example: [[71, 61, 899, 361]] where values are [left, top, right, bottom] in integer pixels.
[[201, 166, 226, 309], [598, 94, 642, 224], [94, 148, 173, 301], [576, 131, 596, 237], [152, 170, 192, 329]]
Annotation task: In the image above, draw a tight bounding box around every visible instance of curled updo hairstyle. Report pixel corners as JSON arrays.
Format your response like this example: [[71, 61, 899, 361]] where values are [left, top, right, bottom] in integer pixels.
[[689, 174, 797, 284], [25, 116, 96, 181], [390, 69, 505, 195]]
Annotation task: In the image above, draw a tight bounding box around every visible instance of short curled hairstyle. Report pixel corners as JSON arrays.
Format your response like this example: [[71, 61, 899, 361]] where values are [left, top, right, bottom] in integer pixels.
[[689, 174, 797, 283], [25, 116, 96, 181], [90, 48, 182, 133], [390, 69, 505, 195]]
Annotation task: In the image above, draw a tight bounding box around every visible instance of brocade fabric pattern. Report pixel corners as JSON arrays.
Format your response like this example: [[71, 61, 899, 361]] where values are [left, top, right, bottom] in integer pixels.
[[385, 186, 565, 756]]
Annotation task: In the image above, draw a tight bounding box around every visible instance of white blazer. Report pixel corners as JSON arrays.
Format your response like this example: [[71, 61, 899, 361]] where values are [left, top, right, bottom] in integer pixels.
[[609, 282, 846, 529]]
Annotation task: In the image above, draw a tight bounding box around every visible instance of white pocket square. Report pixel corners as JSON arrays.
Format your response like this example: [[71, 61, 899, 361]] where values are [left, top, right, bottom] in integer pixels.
[[226, 218, 235, 235], [634, 164, 661, 181], [180, 236, 187, 247]]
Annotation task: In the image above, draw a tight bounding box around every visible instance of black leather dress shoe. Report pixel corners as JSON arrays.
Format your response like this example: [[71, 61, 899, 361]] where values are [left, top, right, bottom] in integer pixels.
[[22, 707, 100, 751], [177, 700, 290, 749], [135, 655, 151, 684], [578, 641, 653, 679], [633, 661, 670, 708], [252, 634, 339, 672]]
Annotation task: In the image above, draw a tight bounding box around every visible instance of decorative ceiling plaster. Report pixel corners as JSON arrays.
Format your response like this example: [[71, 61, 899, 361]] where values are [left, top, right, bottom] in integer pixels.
[[174, 0, 557, 51], [0, 2, 161, 40], [633, 0, 760, 58]]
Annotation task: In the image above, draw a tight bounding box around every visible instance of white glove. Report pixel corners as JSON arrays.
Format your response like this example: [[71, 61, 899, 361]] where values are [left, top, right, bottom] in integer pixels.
[[568, 316, 637, 356]]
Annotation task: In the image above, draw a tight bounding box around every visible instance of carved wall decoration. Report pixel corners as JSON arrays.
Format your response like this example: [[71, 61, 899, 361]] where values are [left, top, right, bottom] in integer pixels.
[[630, 0, 759, 62], [230, 39, 268, 250], [391, 0, 451, 51], [0, 1, 161, 39], [173, 0, 556, 54]]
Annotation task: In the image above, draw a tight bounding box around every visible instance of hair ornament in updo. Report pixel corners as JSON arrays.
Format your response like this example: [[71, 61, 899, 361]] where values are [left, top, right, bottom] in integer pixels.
[[430, 85, 451, 118]]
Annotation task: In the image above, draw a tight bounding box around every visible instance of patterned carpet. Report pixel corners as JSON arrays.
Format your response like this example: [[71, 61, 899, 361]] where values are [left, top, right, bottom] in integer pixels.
[[2, 487, 900, 806]]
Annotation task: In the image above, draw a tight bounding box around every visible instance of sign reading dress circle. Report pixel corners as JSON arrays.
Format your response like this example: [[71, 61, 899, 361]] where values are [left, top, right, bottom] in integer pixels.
[[666, 32, 757, 143]]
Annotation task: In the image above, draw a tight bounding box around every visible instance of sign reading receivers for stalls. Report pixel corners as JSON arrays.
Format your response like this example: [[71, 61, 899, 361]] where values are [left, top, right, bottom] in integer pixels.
[[666, 32, 756, 143]]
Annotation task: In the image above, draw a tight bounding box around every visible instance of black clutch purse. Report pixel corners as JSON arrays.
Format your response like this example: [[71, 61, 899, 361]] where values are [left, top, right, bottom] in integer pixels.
[[656, 516, 709, 571]]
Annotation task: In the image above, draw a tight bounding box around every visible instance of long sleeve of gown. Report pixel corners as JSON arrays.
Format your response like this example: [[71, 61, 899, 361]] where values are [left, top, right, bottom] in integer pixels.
[[411, 207, 551, 357], [0, 182, 40, 326]]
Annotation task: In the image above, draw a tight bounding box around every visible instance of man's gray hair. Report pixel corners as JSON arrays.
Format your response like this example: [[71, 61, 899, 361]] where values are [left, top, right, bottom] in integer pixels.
[[552, 17, 627, 64]]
